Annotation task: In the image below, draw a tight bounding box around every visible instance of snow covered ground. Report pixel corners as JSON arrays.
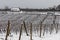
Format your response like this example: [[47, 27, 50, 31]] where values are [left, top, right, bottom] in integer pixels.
[[0, 30, 60, 40], [0, 11, 60, 40]]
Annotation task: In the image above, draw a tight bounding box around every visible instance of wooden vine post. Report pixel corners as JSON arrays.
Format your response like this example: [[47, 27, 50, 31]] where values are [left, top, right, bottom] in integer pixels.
[[5, 20, 10, 40], [40, 14, 48, 37], [23, 21, 28, 36], [19, 21, 29, 40], [30, 23, 32, 40], [19, 24, 23, 40], [40, 22, 42, 37], [56, 23, 58, 33], [50, 24, 53, 34], [43, 24, 46, 36]]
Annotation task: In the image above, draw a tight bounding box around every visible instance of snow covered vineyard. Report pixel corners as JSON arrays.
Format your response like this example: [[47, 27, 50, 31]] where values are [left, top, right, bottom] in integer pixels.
[[0, 11, 60, 40]]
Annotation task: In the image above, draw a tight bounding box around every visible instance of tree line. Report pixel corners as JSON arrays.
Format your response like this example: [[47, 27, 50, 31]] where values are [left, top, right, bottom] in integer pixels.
[[0, 4, 60, 12]]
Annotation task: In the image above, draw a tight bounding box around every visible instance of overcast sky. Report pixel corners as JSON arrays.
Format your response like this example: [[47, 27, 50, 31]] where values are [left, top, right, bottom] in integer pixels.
[[0, 0, 60, 8]]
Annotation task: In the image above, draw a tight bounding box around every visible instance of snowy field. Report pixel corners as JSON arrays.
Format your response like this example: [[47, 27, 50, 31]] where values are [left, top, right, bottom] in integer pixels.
[[0, 11, 60, 40], [0, 30, 60, 40]]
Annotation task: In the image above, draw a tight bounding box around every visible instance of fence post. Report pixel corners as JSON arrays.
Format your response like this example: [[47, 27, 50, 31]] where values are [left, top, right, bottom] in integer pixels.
[[39, 14, 48, 37], [40, 22, 42, 37], [50, 24, 53, 34], [43, 24, 46, 36], [30, 23, 32, 40], [37, 27, 38, 34], [56, 24, 58, 33], [19, 24, 23, 40], [5, 20, 10, 40], [23, 21, 28, 36]]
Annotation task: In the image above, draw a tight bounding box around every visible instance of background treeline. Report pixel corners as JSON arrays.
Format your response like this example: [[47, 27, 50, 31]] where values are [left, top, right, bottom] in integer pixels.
[[0, 4, 60, 12], [20, 8, 60, 12], [0, 8, 60, 12]]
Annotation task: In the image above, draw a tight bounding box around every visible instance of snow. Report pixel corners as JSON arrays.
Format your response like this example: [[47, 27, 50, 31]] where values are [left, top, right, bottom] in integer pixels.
[[0, 11, 60, 40], [0, 30, 60, 40]]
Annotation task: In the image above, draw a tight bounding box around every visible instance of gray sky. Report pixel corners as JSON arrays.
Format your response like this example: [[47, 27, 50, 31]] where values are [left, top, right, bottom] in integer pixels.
[[0, 0, 60, 8]]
